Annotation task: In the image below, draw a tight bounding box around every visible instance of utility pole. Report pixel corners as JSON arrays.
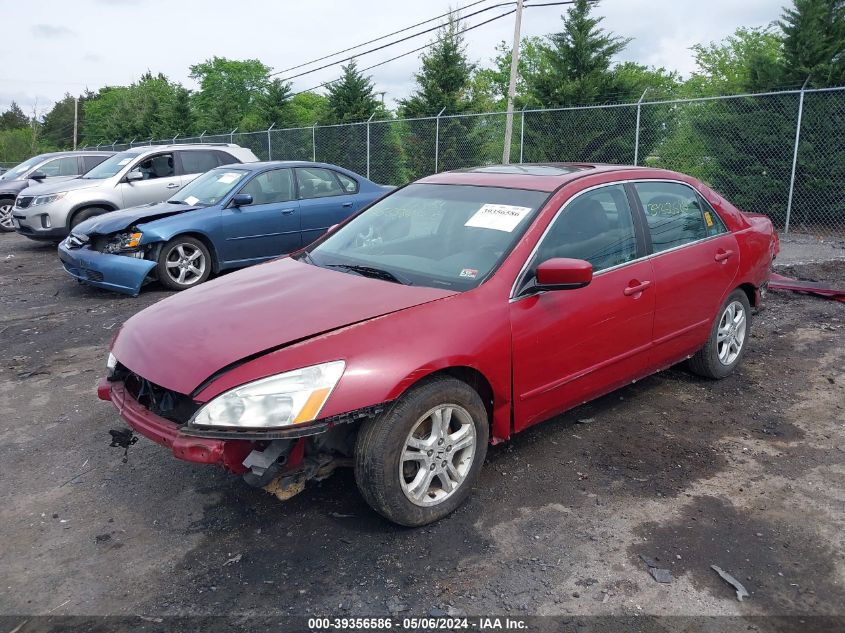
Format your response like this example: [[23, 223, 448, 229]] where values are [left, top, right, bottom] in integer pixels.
[[73, 97, 79, 150], [502, 0, 524, 165]]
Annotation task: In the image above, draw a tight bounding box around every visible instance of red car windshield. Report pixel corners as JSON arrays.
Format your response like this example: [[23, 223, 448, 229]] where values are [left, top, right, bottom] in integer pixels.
[[307, 183, 549, 290]]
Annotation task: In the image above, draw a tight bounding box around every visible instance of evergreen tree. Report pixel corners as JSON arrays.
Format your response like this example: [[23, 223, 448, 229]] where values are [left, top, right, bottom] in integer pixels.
[[399, 15, 479, 174], [0, 102, 29, 131], [317, 62, 405, 183], [780, 0, 845, 87]]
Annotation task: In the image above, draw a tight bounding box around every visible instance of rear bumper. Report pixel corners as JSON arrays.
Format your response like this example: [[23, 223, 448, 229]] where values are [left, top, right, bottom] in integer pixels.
[[99, 378, 252, 473], [58, 242, 156, 296]]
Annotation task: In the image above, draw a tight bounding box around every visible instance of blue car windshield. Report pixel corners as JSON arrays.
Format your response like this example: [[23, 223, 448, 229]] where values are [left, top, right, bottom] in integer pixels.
[[169, 169, 249, 206]]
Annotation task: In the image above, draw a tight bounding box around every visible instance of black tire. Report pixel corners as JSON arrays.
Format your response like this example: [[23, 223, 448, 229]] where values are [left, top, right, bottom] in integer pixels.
[[70, 207, 107, 230], [688, 289, 752, 379], [354, 376, 489, 526], [0, 198, 16, 232], [156, 236, 212, 291]]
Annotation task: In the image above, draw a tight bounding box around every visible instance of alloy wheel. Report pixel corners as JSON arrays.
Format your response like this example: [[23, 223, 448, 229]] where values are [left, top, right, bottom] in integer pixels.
[[165, 243, 206, 286], [399, 404, 477, 507], [0, 203, 13, 230], [717, 300, 747, 365]]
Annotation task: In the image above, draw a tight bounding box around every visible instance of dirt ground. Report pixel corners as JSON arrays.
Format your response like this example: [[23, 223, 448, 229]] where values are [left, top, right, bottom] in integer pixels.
[[0, 233, 843, 630]]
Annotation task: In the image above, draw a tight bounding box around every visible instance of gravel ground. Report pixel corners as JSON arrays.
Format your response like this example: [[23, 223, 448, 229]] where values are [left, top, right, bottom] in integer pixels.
[[0, 233, 843, 630]]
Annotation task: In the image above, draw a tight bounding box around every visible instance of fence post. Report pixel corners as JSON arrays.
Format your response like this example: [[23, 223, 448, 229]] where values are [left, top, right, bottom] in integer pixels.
[[267, 123, 275, 160], [633, 88, 648, 166], [784, 78, 810, 235], [128, 138, 136, 148], [312, 123, 317, 162], [519, 107, 526, 164], [112, 140, 118, 151], [434, 107, 446, 173], [229, 128, 238, 144], [199, 131, 206, 144], [366, 113, 375, 179], [172, 134, 179, 145]]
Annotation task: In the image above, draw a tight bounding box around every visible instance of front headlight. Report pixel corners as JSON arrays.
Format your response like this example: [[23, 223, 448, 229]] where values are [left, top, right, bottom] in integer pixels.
[[106, 231, 143, 252], [106, 352, 117, 371], [190, 360, 346, 429], [32, 192, 67, 206]]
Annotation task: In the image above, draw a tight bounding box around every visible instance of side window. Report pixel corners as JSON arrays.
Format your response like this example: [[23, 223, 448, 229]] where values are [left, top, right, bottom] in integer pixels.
[[296, 167, 344, 199], [134, 153, 175, 180], [534, 184, 638, 273], [214, 151, 239, 166], [83, 155, 108, 172], [239, 169, 294, 205], [634, 182, 708, 253], [40, 157, 79, 177], [336, 172, 359, 193], [698, 194, 728, 237], [179, 150, 220, 175]]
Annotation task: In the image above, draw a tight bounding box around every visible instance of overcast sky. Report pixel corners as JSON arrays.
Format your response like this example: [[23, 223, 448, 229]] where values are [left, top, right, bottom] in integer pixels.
[[0, 0, 784, 118]]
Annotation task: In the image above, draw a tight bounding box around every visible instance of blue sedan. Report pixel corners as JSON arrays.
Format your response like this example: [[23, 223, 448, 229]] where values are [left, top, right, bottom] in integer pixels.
[[57, 161, 393, 295]]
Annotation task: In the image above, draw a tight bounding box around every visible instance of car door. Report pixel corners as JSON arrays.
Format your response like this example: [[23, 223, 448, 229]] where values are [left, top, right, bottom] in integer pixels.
[[295, 167, 360, 245], [631, 180, 740, 366], [119, 152, 181, 208], [510, 183, 655, 431], [219, 168, 301, 266]]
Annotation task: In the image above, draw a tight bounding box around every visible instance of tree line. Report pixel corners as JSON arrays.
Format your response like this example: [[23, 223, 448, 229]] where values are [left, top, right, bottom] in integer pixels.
[[1, 0, 843, 226]]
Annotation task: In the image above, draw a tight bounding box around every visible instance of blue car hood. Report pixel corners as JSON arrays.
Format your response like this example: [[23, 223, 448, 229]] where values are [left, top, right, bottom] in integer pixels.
[[74, 202, 200, 236]]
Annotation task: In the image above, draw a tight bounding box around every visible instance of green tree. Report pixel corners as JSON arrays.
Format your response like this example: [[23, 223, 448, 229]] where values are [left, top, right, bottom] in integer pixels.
[[0, 102, 29, 131], [779, 0, 845, 229], [399, 15, 479, 175], [261, 79, 294, 127], [41, 93, 92, 149], [189, 57, 272, 132], [318, 61, 406, 182], [82, 73, 194, 144], [781, 0, 845, 87]]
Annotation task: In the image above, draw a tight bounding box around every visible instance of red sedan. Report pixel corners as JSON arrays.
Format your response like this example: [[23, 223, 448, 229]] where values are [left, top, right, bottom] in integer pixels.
[[99, 164, 778, 526]]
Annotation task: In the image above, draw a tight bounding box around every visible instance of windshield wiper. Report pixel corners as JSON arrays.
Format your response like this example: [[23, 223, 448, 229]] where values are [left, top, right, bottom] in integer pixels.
[[324, 263, 412, 285]]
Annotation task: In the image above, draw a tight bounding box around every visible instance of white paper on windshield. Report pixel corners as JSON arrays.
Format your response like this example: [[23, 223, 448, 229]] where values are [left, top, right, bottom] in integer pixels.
[[217, 172, 241, 184], [464, 203, 533, 232], [184, 195, 199, 205], [118, 158, 132, 166]]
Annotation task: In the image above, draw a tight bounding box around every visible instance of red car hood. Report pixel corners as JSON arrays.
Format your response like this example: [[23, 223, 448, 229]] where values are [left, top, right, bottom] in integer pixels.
[[112, 258, 456, 395]]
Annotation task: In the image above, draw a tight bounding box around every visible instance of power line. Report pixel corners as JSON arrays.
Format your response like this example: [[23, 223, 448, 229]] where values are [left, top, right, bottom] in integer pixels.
[[287, 0, 585, 100], [288, 7, 519, 98], [274, 0, 493, 76], [273, 1, 518, 82]]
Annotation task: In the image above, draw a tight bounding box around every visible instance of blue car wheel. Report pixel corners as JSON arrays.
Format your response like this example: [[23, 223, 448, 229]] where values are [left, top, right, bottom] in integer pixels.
[[156, 236, 211, 291]]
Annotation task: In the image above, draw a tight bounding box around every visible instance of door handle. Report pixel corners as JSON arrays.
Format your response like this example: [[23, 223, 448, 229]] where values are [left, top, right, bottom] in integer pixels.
[[715, 249, 734, 262], [166, 183, 180, 189], [280, 208, 295, 215], [342, 202, 354, 208], [623, 280, 651, 296]]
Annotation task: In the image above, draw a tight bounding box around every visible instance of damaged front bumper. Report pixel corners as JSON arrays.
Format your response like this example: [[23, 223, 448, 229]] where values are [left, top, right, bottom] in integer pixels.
[[98, 378, 253, 472], [58, 241, 155, 296]]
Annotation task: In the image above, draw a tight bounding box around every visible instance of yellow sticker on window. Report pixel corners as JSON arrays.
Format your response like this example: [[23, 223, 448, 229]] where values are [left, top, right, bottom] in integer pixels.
[[704, 211, 714, 228]]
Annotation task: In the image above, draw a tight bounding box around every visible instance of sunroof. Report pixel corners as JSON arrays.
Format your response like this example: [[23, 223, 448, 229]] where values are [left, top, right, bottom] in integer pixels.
[[466, 164, 592, 176]]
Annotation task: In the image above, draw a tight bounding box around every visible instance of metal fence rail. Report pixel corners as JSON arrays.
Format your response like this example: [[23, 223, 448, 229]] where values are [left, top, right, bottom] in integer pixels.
[[82, 86, 845, 236]]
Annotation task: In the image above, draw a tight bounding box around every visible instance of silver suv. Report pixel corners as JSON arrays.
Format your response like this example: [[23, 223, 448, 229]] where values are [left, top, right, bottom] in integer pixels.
[[12, 144, 258, 241], [1, 151, 113, 232]]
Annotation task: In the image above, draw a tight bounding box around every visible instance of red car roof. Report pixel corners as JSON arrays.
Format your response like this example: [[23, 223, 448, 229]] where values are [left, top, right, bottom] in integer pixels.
[[418, 163, 657, 192]]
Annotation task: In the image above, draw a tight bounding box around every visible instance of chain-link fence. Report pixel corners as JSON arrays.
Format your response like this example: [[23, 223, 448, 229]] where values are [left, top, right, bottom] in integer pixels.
[[81, 86, 845, 236]]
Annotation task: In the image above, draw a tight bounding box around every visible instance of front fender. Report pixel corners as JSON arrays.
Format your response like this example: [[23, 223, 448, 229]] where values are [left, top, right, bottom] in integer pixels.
[[192, 287, 514, 442]]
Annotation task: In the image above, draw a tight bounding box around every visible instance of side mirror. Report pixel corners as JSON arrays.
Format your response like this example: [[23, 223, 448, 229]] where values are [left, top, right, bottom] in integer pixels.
[[535, 258, 593, 291], [125, 169, 144, 182], [29, 171, 47, 181], [231, 193, 253, 207]]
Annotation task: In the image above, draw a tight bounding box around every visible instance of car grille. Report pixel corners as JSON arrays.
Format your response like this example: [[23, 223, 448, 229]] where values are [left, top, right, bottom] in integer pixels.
[[15, 196, 33, 209], [117, 366, 200, 425], [62, 261, 104, 281]]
